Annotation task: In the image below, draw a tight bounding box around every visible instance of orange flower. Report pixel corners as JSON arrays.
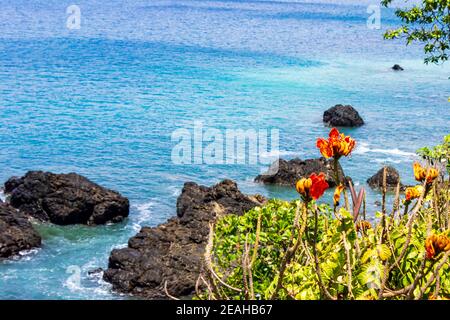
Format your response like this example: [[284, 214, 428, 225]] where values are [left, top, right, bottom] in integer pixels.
[[413, 162, 439, 184], [310, 173, 329, 200], [316, 128, 356, 159], [296, 177, 312, 196], [296, 172, 329, 201], [425, 234, 450, 260], [405, 185, 424, 202], [316, 137, 334, 158], [333, 184, 345, 206]]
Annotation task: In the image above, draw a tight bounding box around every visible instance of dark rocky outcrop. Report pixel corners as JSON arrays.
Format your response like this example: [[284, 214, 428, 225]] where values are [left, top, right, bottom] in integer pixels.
[[4, 171, 129, 225], [255, 157, 345, 187], [0, 202, 41, 259], [323, 104, 364, 127], [367, 166, 404, 191], [392, 64, 404, 71], [103, 179, 266, 299]]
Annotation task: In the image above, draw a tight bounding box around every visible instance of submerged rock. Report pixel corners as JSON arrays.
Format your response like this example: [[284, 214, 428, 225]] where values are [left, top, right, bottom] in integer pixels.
[[88, 268, 104, 276], [0, 203, 41, 259], [392, 64, 404, 71], [323, 104, 364, 127], [367, 166, 404, 191], [4, 171, 129, 225], [255, 157, 345, 187], [103, 179, 266, 299]]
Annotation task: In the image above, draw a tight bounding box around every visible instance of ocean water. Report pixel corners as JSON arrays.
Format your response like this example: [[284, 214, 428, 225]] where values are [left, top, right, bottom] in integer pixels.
[[0, 0, 449, 299]]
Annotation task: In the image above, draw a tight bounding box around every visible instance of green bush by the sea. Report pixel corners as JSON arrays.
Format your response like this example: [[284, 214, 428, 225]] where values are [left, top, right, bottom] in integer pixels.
[[198, 132, 450, 300]]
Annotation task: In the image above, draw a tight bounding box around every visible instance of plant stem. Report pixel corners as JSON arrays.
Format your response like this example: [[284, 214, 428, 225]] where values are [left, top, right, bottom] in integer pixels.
[[406, 254, 428, 299], [313, 206, 336, 300], [271, 202, 307, 299], [332, 158, 341, 185], [416, 251, 450, 300], [242, 235, 250, 299], [250, 212, 262, 267], [379, 181, 427, 298], [342, 232, 354, 299], [403, 202, 409, 217], [390, 182, 400, 222], [363, 192, 366, 220], [382, 166, 387, 215]]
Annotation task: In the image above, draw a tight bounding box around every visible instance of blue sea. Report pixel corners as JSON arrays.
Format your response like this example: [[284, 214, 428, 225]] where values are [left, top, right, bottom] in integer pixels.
[[0, 0, 449, 299]]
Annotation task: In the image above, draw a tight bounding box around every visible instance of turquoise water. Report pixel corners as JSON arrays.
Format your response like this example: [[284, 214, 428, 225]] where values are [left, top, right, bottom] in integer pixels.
[[0, 0, 449, 299]]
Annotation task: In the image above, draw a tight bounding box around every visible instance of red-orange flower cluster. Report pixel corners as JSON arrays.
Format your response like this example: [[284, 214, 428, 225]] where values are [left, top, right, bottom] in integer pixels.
[[296, 172, 329, 201], [316, 128, 356, 159], [425, 233, 450, 259], [405, 185, 424, 202], [413, 162, 439, 185]]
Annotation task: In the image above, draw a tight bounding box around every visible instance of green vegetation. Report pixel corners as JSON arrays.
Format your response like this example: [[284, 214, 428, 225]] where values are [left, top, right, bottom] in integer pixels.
[[382, 0, 450, 64], [417, 134, 450, 175], [199, 132, 450, 300]]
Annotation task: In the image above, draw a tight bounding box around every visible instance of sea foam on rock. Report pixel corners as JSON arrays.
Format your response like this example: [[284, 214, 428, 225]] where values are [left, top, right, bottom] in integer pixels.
[[4, 171, 129, 225], [103, 179, 266, 299]]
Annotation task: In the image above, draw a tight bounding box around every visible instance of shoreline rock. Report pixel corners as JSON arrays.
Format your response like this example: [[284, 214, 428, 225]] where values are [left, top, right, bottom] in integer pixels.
[[4, 171, 129, 225], [0, 202, 41, 259], [255, 158, 346, 187], [323, 104, 364, 127], [103, 179, 266, 299], [392, 64, 404, 71], [367, 166, 404, 191]]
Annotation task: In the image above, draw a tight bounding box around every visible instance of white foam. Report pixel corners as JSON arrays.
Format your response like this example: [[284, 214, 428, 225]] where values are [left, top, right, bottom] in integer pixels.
[[372, 158, 403, 164], [135, 201, 153, 216], [0, 189, 5, 202], [262, 150, 298, 157], [64, 265, 83, 292], [369, 148, 415, 157], [7, 248, 41, 262], [64, 261, 113, 296], [131, 200, 155, 232], [110, 243, 128, 250], [258, 150, 299, 163], [168, 185, 181, 197], [354, 141, 416, 158], [84, 263, 113, 297], [353, 141, 371, 154], [19, 248, 39, 257]]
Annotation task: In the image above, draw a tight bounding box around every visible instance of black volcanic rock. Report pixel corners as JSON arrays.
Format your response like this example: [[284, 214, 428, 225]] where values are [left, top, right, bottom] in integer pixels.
[[255, 157, 345, 187], [323, 104, 364, 127], [367, 166, 404, 191], [0, 202, 41, 259], [392, 64, 404, 71], [103, 179, 266, 299], [4, 171, 129, 225]]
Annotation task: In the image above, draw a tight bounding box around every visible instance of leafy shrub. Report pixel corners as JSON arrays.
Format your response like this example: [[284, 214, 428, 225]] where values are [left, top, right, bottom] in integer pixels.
[[417, 134, 450, 175], [199, 131, 450, 300]]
